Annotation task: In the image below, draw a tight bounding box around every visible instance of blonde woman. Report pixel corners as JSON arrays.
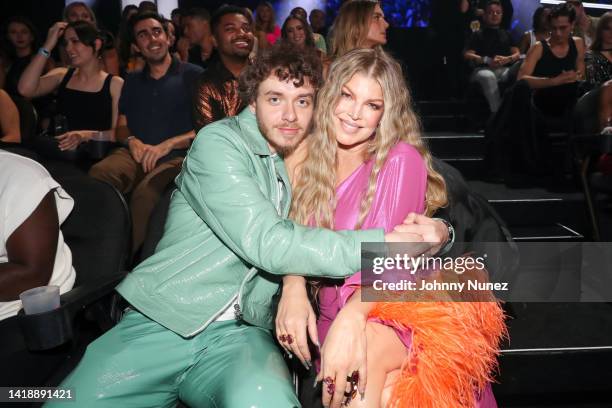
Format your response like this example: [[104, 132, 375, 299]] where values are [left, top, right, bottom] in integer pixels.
[[277, 48, 505, 407], [254, 1, 280, 49], [329, 0, 389, 60]]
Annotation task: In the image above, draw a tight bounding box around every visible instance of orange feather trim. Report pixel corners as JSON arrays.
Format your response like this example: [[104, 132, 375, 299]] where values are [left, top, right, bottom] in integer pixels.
[[369, 300, 507, 408]]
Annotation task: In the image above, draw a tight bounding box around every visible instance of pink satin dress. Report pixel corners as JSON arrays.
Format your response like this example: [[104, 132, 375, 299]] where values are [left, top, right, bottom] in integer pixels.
[[316, 141, 497, 407]]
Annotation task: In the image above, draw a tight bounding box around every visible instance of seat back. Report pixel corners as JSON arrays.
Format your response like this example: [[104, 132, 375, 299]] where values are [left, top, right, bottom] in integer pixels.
[[139, 185, 175, 263], [58, 175, 131, 286], [9, 94, 38, 145], [573, 88, 601, 135]]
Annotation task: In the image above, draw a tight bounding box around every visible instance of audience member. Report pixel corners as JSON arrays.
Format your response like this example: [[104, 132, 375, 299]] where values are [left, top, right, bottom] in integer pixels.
[[47, 44, 420, 408], [138, 1, 158, 14], [18, 21, 123, 153], [309, 8, 327, 36], [567, 0, 599, 49], [289, 7, 327, 55], [0, 149, 75, 322], [88, 12, 202, 254], [171, 8, 183, 32], [471, 0, 514, 31], [586, 12, 612, 86], [587, 13, 612, 175], [281, 15, 324, 59], [519, 6, 551, 55], [464, 0, 520, 114], [0, 89, 20, 143], [329, 0, 389, 60], [61, 2, 120, 76], [518, 4, 585, 115], [255, 1, 280, 48], [193, 6, 253, 130], [487, 3, 585, 177], [63, 1, 96, 26], [183, 8, 214, 70], [0, 17, 53, 96], [118, 6, 145, 75]]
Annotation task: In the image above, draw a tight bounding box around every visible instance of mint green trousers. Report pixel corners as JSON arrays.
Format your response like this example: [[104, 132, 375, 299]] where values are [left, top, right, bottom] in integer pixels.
[[45, 310, 299, 407]]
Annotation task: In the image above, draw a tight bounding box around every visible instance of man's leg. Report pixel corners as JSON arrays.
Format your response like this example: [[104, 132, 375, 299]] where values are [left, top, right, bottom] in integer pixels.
[[88, 148, 144, 194], [45, 310, 190, 408], [130, 157, 183, 254], [179, 320, 300, 408], [471, 68, 502, 113]]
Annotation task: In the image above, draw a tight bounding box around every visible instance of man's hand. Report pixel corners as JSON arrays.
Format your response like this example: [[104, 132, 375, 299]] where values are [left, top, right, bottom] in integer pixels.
[[494, 55, 510, 66], [127, 137, 148, 163], [385, 213, 449, 255], [141, 142, 172, 173]]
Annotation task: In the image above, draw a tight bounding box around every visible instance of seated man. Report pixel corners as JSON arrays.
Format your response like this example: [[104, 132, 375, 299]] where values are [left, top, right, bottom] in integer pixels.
[[192, 5, 254, 130], [46, 45, 448, 408], [464, 0, 520, 113], [182, 7, 214, 70], [0, 150, 75, 321], [89, 11, 203, 255]]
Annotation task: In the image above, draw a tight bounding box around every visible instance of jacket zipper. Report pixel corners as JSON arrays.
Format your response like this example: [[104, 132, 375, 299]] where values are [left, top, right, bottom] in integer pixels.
[[186, 155, 282, 336], [235, 155, 283, 322]]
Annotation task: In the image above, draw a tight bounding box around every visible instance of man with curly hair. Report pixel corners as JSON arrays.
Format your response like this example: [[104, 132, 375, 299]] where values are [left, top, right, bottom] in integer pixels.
[[46, 44, 426, 408]]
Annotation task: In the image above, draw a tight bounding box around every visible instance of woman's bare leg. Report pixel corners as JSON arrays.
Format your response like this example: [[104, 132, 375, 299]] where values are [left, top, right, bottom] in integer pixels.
[[346, 322, 407, 407]]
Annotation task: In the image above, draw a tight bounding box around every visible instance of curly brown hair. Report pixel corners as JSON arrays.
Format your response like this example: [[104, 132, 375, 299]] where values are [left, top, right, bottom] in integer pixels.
[[238, 43, 323, 104]]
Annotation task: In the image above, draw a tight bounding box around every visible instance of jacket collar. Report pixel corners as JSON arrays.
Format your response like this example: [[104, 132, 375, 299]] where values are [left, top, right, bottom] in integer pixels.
[[237, 108, 273, 156]]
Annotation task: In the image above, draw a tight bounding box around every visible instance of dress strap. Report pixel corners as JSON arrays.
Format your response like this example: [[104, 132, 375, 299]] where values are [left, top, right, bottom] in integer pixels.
[[57, 67, 76, 92]]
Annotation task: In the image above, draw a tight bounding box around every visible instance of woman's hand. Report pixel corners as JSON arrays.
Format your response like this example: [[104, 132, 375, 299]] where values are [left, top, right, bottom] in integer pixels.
[[44, 22, 68, 51], [56, 131, 85, 151], [275, 276, 318, 369], [317, 308, 367, 408]]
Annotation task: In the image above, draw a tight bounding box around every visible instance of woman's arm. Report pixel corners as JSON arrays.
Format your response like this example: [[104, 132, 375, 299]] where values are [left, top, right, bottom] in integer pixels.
[[0, 90, 20, 143], [108, 76, 124, 141], [18, 22, 68, 98], [518, 42, 560, 88], [518, 32, 530, 55]]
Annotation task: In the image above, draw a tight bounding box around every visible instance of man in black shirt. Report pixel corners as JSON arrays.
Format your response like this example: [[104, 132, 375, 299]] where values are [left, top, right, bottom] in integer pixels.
[[89, 12, 203, 254], [464, 0, 519, 113]]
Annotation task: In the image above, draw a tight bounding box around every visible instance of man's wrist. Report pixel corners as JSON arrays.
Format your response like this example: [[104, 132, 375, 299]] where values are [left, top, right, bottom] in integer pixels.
[[432, 217, 455, 255]]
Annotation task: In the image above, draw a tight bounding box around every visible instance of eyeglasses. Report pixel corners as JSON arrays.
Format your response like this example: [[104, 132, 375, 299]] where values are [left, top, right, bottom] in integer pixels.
[[486, 11, 503, 16]]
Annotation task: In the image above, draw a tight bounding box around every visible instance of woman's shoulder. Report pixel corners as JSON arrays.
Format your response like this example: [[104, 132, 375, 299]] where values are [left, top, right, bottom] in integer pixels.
[[388, 141, 424, 161], [382, 142, 426, 172]]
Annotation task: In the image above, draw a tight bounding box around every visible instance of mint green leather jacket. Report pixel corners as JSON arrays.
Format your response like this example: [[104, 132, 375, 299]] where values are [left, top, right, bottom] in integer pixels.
[[117, 109, 384, 338]]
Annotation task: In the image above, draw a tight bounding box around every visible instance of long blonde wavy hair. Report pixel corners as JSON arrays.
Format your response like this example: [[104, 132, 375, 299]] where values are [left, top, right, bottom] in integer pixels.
[[291, 48, 447, 230], [329, 0, 380, 59]]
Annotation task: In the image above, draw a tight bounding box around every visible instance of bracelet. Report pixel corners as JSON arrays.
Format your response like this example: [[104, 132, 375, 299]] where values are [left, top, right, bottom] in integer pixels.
[[38, 47, 51, 58], [432, 217, 455, 256]]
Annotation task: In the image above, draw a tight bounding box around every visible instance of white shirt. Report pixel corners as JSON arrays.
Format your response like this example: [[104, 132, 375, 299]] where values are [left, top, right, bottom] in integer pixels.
[[0, 151, 76, 320]]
